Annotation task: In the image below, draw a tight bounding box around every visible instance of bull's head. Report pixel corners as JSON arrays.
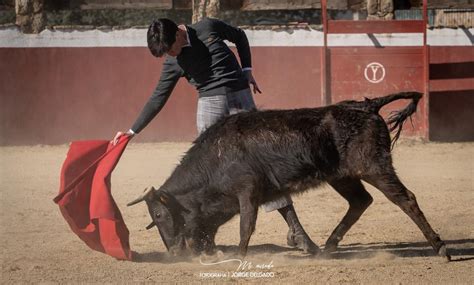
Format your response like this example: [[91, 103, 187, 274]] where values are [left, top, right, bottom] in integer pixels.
[[127, 187, 189, 256]]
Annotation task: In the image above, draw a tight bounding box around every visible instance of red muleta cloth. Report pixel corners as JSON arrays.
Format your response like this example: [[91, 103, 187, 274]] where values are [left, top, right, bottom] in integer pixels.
[[53, 135, 132, 260]]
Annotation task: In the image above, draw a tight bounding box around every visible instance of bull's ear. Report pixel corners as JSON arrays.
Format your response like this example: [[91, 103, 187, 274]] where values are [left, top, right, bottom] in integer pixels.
[[158, 191, 190, 214], [127, 186, 157, 206], [158, 191, 170, 205]]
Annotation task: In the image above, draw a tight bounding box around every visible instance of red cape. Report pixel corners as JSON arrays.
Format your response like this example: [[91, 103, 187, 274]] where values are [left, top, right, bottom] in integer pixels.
[[53, 136, 132, 260]]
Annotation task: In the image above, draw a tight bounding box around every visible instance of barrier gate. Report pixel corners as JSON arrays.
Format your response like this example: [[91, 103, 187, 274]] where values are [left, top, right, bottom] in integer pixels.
[[320, 0, 429, 138]]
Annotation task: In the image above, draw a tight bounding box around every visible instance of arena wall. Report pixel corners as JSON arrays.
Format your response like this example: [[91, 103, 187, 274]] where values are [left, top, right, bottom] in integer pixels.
[[0, 27, 472, 145]]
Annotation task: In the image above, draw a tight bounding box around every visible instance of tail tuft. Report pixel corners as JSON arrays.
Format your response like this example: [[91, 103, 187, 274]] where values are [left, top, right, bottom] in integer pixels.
[[386, 94, 421, 148]]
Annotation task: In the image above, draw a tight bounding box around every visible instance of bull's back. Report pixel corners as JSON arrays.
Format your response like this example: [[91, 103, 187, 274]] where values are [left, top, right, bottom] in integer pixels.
[[186, 106, 391, 193], [204, 108, 341, 188]]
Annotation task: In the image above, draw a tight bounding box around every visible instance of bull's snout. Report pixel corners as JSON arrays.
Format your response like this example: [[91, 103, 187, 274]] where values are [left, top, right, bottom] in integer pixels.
[[168, 236, 189, 256]]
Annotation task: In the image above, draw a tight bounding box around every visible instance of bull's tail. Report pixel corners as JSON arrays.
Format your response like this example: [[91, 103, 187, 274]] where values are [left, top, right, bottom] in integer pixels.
[[368, 91, 423, 148], [366, 91, 422, 114], [339, 91, 423, 148]]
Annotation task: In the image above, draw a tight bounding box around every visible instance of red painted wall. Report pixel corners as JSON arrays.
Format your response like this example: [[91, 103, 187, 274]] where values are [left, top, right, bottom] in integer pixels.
[[0, 47, 322, 145], [429, 47, 474, 141], [0, 47, 198, 145], [0, 46, 472, 145]]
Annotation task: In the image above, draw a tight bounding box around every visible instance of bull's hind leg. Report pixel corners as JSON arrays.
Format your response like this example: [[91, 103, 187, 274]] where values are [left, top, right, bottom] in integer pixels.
[[238, 192, 259, 257], [363, 173, 451, 260], [278, 204, 320, 254], [325, 178, 373, 253]]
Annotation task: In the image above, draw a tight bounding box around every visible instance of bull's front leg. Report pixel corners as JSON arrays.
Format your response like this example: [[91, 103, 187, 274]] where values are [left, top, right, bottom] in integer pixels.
[[238, 192, 259, 257], [202, 227, 218, 255]]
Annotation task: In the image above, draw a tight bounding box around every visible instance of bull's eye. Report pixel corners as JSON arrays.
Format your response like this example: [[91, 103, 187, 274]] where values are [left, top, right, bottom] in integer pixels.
[[155, 213, 161, 218]]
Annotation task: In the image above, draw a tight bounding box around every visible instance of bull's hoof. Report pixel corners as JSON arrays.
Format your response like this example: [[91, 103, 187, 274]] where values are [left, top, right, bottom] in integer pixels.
[[287, 231, 320, 255], [287, 230, 297, 247], [323, 243, 338, 254], [438, 244, 451, 262]]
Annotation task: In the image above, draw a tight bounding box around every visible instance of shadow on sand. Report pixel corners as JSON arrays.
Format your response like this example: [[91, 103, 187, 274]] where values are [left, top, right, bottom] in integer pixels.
[[320, 238, 474, 262], [133, 238, 474, 263]]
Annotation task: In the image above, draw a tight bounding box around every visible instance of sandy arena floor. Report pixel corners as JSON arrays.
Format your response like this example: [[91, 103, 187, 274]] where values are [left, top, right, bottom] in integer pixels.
[[1, 140, 473, 283]]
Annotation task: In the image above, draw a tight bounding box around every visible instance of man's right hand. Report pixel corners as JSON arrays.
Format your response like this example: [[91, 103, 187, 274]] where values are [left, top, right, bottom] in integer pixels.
[[243, 70, 262, 94], [112, 130, 135, 145]]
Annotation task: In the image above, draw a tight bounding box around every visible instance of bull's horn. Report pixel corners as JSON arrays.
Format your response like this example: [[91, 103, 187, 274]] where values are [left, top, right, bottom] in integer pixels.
[[127, 186, 156, 206], [145, 221, 156, 230]]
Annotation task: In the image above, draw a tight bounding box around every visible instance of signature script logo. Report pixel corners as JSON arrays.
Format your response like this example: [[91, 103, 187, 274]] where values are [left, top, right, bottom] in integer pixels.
[[199, 256, 275, 279]]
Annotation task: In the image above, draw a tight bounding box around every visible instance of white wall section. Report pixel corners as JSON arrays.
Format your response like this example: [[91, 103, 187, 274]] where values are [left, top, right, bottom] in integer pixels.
[[0, 26, 472, 47]]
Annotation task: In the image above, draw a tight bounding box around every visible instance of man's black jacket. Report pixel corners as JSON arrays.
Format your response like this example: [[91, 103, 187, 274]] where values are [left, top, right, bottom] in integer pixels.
[[131, 18, 252, 134]]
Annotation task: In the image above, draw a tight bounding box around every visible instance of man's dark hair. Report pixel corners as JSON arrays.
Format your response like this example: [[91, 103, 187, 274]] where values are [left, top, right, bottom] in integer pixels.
[[147, 18, 179, 57]]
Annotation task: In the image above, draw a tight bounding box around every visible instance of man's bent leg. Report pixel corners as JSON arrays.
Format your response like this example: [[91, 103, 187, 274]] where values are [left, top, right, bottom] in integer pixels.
[[197, 95, 229, 134], [262, 195, 292, 212], [263, 196, 320, 255]]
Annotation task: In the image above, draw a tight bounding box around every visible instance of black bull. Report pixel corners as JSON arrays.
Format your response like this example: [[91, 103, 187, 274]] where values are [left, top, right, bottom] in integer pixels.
[[128, 91, 450, 260]]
